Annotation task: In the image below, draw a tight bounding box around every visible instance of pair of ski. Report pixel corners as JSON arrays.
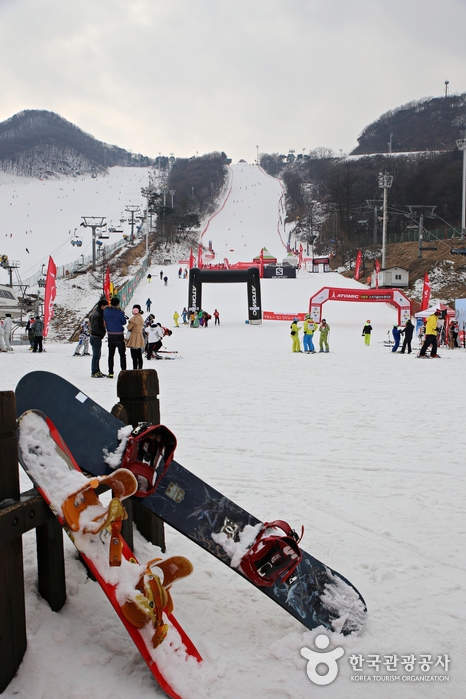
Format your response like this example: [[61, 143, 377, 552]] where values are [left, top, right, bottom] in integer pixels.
[[16, 371, 367, 699]]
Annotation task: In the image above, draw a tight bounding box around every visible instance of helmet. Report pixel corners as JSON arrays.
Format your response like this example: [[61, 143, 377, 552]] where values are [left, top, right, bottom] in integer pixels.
[[293, 317, 298, 322], [366, 320, 371, 323], [322, 319, 326, 323]]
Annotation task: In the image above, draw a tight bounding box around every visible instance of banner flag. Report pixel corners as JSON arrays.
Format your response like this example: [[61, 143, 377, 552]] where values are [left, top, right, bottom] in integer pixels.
[[103, 266, 111, 303], [420, 272, 431, 311], [197, 244, 203, 269], [354, 249, 362, 280], [43, 256, 57, 338]]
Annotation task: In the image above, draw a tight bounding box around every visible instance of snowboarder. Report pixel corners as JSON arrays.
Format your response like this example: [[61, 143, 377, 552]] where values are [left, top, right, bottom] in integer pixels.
[[303, 314, 317, 353], [290, 318, 301, 352], [173, 311, 180, 327], [163, 276, 168, 286], [318, 319, 330, 352], [213, 309, 220, 325], [181, 308, 188, 324], [146, 298, 152, 312], [362, 320, 372, 346], [147, 273, 152, 283], [159, 270, 163, 280]]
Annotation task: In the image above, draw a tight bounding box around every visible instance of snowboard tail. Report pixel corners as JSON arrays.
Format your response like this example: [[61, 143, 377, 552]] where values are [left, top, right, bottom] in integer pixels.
[[16, 371, 367, 637]]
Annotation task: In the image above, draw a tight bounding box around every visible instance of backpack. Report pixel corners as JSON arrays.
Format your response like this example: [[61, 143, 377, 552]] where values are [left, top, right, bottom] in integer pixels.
[[240, 520, 304, 587]]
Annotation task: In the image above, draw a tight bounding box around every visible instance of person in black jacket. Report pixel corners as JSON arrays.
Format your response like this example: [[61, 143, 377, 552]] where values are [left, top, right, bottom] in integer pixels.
[[89, 299, 107, 377], [399, 319, 414, 354]]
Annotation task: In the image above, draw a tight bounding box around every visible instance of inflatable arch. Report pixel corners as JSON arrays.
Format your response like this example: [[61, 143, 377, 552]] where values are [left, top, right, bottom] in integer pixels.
[[188, 267, 262, 324], [309, 287, 412, 325]]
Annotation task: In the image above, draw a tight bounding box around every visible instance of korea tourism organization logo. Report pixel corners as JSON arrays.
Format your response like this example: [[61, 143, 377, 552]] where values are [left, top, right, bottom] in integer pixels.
[[301, 634, 451, 686]]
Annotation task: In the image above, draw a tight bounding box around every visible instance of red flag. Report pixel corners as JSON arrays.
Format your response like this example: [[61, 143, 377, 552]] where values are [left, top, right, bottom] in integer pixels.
[[374, 259, 380, 289], [259, 247, 264, 278], [197, 244, 203, 269], [189, 247, 195, 269], [103, 266, 111, 303], [420, 272, 431, 311], [43, 256, 57, 338], [354, 249, 362, 280]]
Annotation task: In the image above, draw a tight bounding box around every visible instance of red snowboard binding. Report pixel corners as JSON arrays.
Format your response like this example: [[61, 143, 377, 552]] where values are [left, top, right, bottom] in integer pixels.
[[120, 423, 177, 498], [240, 520, 304, 588]]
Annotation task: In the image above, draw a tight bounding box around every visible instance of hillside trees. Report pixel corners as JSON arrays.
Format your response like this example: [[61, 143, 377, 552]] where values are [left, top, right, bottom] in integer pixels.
[[143, 152, 229, 244]]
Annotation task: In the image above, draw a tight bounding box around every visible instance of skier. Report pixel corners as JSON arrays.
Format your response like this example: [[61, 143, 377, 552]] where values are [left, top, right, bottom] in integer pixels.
[[318, 319, 330, 352], [399, 319, 414, 354], [74, 319, 91, 356], [178, 267, 182, 279], [159, 270, 163, 280], [362, 320, 372, 346], [181, 307, 188, 324], [303, 314, 317, 353], [146, 298, 152, 312], [173, 311, 180, 327], [290, 317, 301, 352], [391, 324, 402, 353], [163, 276, 168, 286], [146, 321, 164, 359], [213, 309, 220, 325], [147, 273, 152, 283]]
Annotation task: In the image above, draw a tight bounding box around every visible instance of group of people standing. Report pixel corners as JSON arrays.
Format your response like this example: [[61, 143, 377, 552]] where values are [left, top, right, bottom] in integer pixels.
[[290, 316, 330, 353], [87, 297, 173, 378]]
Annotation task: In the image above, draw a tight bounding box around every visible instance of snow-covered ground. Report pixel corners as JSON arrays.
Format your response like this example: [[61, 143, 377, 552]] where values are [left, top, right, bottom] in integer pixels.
[[0, 167, 149, 281], [1, 164, 465, 698]]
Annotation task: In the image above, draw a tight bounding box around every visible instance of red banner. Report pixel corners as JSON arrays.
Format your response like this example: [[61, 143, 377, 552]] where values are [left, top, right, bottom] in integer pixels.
[[103, 266, 111, 303], [420, 272, 431, 311], [43, 256, 57, 338], [189, 248, 196, 269], [354, 249, 362, 280], [197, 244, 203, 269]]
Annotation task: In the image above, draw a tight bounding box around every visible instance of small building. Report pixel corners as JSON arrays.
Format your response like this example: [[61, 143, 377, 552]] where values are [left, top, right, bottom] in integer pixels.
[[371, 266, 409, 288]]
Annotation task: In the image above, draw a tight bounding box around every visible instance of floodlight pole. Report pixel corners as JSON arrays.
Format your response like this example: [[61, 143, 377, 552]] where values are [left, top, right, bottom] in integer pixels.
[[378, 172, 393, 268], [81, 217, 106, 270], [456, 138, 466, 240]]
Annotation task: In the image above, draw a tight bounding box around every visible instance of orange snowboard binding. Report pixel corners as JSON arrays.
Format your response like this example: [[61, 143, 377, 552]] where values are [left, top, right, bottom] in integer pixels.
[[121, 556, 193, 648], [61, 469, 137, 566]]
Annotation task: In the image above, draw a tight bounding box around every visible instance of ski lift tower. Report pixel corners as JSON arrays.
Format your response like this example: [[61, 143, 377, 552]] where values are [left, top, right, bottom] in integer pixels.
[[0, 255, 20, 287], [378, 171, 393, 268], [80, 217, 106, 270], [125, 205, 141, 244]]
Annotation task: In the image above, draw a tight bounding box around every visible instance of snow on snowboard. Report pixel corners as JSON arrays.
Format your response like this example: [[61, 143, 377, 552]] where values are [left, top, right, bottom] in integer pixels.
[[17, 409, 202, 699], [16, 370, 367, 638]]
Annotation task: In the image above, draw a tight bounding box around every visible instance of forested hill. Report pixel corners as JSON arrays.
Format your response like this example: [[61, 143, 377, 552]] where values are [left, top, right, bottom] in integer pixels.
[[0, 110, 154, 178], [352, 94, 466, 155]]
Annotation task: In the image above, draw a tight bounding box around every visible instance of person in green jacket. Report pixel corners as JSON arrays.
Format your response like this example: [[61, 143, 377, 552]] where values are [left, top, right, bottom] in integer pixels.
[[319, 319, 330, 352], [290, 318, 302, 352]]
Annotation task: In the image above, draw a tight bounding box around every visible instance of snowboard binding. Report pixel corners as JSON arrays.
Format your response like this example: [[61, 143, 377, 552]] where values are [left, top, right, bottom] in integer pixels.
[[120, 423, 177, 498], [61, 469, 137, 566], [240, 520, 304, 588], [121, 556, 193, 648]]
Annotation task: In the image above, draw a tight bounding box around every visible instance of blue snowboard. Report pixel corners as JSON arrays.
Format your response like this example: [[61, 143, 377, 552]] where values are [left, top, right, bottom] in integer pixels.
[[16, 370, 367, 635]]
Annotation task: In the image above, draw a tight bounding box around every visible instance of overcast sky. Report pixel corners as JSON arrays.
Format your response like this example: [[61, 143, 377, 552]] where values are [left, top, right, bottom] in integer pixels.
[[1, 0, 465, 163]]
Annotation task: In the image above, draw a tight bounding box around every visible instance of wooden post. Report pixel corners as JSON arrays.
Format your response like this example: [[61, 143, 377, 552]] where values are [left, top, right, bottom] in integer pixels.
[[116, 370, 165, 551], [0, 391, 26, 692]]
